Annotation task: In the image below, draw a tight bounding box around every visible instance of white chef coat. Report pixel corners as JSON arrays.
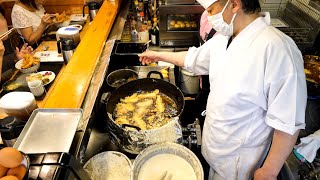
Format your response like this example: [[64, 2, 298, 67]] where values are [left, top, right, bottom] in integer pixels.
[[184, 12, 307, 180]]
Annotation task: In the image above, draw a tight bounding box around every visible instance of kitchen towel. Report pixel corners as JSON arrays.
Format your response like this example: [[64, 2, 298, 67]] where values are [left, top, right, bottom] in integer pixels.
[[295, 129, 320, 162]]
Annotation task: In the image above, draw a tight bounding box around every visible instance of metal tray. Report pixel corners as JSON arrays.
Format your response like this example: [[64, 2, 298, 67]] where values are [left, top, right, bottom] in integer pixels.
[[14, 108, 82, 154]]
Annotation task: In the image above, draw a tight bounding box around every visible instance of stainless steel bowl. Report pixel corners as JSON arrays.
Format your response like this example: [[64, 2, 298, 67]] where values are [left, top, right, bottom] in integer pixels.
[[106, 69, 138, 88]]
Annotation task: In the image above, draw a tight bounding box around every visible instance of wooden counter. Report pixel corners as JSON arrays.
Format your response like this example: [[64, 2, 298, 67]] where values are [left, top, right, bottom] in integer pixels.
[[42, 0, 120, 108]]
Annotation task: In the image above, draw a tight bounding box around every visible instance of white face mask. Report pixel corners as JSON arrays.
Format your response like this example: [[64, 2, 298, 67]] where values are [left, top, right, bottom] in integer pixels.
[[207, 0, 237, 36]]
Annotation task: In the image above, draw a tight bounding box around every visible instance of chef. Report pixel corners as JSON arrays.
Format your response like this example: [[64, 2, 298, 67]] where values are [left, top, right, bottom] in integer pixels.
[[139, 0, 307, 179]]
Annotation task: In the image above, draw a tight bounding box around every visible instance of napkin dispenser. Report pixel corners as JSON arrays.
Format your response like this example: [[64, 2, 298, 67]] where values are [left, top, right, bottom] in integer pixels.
[[56, 27, 80, 47]]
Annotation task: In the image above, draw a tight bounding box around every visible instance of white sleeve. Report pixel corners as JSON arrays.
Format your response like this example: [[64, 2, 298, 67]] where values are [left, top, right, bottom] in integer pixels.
[[184, 37, 214, 75], [264, 38, 307, 135], [11, 8, 32, 29]]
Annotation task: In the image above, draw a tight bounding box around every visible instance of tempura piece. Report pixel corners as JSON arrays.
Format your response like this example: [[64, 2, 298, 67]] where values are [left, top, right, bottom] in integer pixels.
[[137, 89, 159, 99], [115, 103, 134, 116], [115, 117, 130, 125], [136, 99, 154, 108], [21, 54, 40, 69], [121, 93, 139, 103], [155, 95, 165, 113]]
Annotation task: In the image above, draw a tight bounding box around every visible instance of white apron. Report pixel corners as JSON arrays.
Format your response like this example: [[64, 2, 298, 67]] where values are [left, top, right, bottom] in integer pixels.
[[184, 12, 307, 180]]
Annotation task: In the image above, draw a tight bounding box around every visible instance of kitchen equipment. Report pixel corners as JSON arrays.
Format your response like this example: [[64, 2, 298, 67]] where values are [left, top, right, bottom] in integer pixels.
[[159, 4, 204, 47], [115, 42, 148, 55], [57, 38, 77, 64], [106, 69, 138, 88], [0, 92, 38, 121], [275, 1, 320, 50], [128, 65, 174, 84], [0, 116, 25, 147], [84, 143, 203, 180], [105, 72, 185, 154], [56, 26, 80, 46], [83, 1, 101, 21], [13, 108, 82, 154], [179, 68, 199, 94], [27, 152, 90, 180]]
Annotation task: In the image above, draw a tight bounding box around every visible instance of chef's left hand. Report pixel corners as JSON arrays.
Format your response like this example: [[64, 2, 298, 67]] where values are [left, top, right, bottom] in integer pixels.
[[254, 167, 277, 180]]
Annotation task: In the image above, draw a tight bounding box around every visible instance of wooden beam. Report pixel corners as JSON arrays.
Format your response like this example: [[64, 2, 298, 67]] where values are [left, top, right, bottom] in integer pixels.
[[43, 0, 120, 108]]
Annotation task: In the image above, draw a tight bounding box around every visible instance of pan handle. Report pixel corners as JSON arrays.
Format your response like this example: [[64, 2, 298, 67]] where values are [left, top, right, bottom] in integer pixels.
[[147, 71, 164, 79], [121, 124, 141, 131]]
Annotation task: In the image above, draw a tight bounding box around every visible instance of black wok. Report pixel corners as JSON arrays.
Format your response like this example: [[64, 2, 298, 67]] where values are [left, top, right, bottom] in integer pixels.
[[106, 71, 185, 117], [105, 71, 185, 154]]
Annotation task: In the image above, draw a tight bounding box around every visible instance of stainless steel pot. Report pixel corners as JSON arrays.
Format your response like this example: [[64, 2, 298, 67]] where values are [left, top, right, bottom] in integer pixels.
[[106, 69, 138, 88]]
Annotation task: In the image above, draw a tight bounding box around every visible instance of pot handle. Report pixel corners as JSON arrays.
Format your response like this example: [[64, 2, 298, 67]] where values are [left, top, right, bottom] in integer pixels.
[[121, 124, 141, 131], [147, 71, 164, 79], [100, 92, 111, 105]]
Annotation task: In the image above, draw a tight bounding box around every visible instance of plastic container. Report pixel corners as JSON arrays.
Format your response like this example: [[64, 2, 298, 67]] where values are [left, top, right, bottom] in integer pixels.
[[0, 92, 38, 121], [179, 68, 199, 95]]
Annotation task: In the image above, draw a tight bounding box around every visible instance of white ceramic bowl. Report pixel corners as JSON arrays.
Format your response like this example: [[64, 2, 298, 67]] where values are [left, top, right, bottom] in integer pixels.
[[15, 59, 40, 73]]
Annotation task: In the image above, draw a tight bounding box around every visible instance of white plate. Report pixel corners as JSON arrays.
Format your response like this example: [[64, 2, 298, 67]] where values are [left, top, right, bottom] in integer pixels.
[[38, 71, 56, 86]]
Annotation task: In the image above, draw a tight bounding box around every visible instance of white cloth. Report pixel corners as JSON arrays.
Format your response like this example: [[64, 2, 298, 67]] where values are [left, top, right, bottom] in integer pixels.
[[11, 4, 45, 34], [184, 12, 307, 179], [196, 0, 218, 9], [295, 129, 320, 163]]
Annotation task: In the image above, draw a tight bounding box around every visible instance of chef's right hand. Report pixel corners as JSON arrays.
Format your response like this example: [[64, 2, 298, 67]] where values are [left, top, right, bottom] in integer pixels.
[[138, 50, 160, 65], [41, 14, 53, 25], [0, 40, 5, 57]]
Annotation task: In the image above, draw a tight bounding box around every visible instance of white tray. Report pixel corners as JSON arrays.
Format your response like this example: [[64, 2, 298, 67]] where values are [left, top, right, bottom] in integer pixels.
[[14, 108, 82, 154]]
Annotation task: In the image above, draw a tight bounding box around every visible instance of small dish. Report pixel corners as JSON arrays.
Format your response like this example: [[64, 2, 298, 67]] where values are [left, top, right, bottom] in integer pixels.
[[2, 79, 23, 92], [38, 71, 56, 86], [15, 59, 40, 73]]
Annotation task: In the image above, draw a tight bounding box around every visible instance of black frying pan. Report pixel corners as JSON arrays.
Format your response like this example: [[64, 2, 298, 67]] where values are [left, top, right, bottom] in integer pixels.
[[106, 71, 185, 119]]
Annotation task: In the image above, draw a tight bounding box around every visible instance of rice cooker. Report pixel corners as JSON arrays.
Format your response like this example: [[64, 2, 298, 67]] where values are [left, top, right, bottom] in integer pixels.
[[56, 26, 80, 46]]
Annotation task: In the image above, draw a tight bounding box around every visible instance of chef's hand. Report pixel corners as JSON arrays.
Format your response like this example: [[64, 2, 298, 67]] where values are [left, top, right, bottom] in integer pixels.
[[254, 167, 277, 180], [0, 40, 5, 57], [15, 43, 33, 60], [138, 50, 160, 65]]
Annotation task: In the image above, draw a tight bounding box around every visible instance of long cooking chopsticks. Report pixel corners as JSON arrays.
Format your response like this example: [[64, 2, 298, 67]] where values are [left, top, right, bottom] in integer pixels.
[[0, 28, 15, 40]]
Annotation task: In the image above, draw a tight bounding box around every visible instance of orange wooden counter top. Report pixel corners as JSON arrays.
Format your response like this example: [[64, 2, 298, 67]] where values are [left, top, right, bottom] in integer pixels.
[[43, 0, 120, 108]]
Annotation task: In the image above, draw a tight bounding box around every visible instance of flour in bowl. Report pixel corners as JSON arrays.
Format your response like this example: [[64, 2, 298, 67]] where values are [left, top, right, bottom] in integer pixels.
[[138, 153, 197, 180]]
